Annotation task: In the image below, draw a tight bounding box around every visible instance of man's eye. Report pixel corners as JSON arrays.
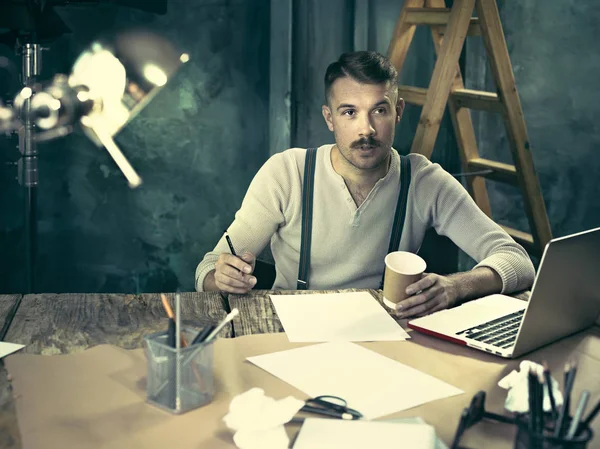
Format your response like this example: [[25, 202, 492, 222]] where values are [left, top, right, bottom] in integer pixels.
[[374, 108, 387, 114], [342, 110, 355, 116]]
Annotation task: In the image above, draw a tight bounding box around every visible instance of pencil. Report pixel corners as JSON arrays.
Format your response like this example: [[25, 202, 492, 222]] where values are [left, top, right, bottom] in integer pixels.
[[224, 230, 237, 256]]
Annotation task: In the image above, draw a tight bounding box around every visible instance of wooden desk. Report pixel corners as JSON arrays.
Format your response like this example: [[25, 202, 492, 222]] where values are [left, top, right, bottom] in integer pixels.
[[230, 289, 600, 448], [0, 292, 229, 449], [1, 289, 599, 449]]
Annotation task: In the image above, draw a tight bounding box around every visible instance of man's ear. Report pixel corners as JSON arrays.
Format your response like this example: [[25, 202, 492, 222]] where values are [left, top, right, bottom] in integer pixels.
[[396, 97, 405, 123], [322, 104, 334, 132]]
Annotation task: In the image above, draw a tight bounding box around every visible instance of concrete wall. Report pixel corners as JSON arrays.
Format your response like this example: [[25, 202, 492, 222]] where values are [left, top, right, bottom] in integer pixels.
[[1, 0, 598, 293]]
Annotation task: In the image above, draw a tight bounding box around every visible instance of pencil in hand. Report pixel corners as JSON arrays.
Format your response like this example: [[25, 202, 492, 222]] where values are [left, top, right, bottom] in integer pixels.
[[224, 230, 237, 256]]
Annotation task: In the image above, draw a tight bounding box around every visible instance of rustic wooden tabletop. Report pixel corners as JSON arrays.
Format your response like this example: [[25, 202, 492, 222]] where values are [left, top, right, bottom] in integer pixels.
[[0, 287, 536, 449], [0, 292, 229, 449]]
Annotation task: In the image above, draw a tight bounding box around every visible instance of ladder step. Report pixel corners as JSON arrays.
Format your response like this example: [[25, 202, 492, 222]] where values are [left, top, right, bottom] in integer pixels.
[[399, 86, 502, 113], [468, 158, 517, 185], [404, 8, 481, 35], [451, 89, 503, 113], [500, 225, 534, 253], [398, 85, 427, 106]]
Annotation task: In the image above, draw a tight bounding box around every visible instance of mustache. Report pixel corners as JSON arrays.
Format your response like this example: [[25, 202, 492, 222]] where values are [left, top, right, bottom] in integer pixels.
[[350, 137, 381, 148]]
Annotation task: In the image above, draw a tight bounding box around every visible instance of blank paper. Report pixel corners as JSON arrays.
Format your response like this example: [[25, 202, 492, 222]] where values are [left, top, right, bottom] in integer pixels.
[[0, 342, 25, 359], [293, 419, 436, 449], [270, 292, 410, 342], [247, 341, 463, 419]]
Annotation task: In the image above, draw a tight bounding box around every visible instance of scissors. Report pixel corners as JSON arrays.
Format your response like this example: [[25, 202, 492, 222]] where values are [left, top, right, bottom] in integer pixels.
[[298, 395, 363, 421]]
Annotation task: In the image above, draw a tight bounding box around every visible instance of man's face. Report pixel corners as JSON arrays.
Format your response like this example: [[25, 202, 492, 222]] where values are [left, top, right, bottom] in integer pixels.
[[322, 77, 404, 172]]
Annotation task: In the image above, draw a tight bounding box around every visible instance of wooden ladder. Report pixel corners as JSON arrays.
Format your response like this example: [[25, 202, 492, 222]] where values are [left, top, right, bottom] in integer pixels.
[[387, 0, 552, 256]]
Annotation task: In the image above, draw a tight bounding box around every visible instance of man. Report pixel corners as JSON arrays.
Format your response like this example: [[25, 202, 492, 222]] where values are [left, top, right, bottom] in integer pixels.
[[195, 51, 535, 319]]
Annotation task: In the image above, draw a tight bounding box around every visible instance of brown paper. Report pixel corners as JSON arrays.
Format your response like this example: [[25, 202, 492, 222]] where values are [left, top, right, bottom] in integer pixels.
[[5, 330, 600, 449]]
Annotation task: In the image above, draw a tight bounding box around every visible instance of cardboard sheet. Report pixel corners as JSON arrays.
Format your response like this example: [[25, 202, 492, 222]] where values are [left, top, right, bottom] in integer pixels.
[[6, 330, 599, 449]]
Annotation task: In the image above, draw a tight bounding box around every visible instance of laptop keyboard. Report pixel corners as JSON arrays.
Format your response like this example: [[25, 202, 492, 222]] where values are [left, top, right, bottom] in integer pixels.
[[455, 310, 525, 349]]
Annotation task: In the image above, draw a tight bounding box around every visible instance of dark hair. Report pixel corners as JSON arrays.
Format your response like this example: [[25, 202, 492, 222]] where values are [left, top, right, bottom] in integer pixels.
[[324, 51, 398, 103]]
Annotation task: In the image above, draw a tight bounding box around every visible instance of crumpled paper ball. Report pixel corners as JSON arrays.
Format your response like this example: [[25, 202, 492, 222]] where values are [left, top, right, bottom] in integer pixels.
[[223, 388, 305, 449], [497, 360, 563, 413]]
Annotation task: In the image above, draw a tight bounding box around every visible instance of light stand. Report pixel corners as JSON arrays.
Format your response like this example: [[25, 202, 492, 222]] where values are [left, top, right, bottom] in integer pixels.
[[18, 40, 42, 293], [0, 29, 189, 294]]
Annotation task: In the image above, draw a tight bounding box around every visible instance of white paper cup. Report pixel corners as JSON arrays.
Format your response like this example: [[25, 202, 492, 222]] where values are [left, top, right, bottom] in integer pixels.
[[382, 251, 427, 309]]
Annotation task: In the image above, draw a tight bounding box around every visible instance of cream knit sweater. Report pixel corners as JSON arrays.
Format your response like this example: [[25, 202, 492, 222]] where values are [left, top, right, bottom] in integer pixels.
[[195, 144, 535, 293]]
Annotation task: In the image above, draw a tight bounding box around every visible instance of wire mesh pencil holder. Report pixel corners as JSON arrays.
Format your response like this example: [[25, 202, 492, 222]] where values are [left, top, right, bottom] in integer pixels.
[[513, 414, 593, 449], [144, 327, 215, 414], [451, 391, 594, 449]]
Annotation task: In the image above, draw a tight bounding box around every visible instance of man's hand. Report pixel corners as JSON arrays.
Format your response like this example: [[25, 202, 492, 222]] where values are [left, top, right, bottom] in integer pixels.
[[207, 252, 257, 294], [395, 273, 459, 319], [394, 267, 503, 319]]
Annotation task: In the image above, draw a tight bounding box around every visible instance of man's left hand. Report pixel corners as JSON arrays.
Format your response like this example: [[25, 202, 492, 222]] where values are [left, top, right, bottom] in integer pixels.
[[395, 273, 459, 319]]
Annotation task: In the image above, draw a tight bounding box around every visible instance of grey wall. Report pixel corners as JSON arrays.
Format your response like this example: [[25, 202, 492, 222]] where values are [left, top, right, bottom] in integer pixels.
[[467, 1, 600, 240], [0, 0, 270, 293], [1, 0, 599, 294]]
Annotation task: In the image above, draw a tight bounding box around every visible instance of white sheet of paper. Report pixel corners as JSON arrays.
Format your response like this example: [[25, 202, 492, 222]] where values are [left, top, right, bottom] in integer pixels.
[[270, 292, 410, 342], [0, 342, 25, 359], [246, 341, 463, 419], [293, 419, 436, 449]]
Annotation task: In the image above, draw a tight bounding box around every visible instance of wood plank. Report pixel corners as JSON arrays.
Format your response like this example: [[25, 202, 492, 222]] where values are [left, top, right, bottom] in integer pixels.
[[476, 0, 552, 254], [468, 157, 518, 185], [0, 295, 20, 340], [411, 0, 475, 159], [230, 288, 391, 337], [0, 364, 21, 449], [353, 0, 369, 51], [387, 0, 425, 71], [398, 85, 427, 106], [269, 0, 292, 155], [405, 8, 480, 35], [0, 295, 23, 449], [4, 292, 229, 355], [501, 225, 535, 253], [427, 10, 492, 217], [451, 88, 502, 113]]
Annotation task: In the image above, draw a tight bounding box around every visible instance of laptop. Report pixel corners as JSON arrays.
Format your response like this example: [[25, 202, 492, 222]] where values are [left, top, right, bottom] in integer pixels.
[[407, 227, 600, 358]]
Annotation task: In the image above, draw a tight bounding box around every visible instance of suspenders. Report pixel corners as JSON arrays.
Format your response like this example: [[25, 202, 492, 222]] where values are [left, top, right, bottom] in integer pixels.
[[297, 148, 318, 290], [297, 148, 412, 290]]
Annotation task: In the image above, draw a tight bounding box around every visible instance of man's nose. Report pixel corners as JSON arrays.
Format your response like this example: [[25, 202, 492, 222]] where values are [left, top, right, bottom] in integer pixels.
[[358, 113, 376, 137]]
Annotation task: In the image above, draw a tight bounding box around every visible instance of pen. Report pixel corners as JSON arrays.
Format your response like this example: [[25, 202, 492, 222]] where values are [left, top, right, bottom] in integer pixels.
[[166, 318, 176, 348], [175, 294, 181, 410], [203, 308, 239, 344], [191, 324, 217, 345], [527, 367, 536, 438], [579, 399, 600, 434], [536, 370, 545, 435], [224, 230, 237, 256], [566, 390, 590, 439], [543, 362, 557, 418], [166, 317, 176, 408], [554, 362, 576, 438]]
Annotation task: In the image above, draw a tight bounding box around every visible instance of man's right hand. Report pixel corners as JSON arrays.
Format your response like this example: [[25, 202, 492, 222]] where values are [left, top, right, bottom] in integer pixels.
[[205, 252, 257, 293]]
